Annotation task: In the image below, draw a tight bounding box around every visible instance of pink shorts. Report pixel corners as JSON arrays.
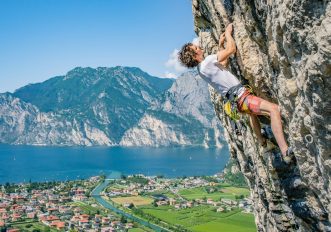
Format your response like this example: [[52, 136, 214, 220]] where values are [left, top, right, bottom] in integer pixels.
[[237, 91, 262, 114]]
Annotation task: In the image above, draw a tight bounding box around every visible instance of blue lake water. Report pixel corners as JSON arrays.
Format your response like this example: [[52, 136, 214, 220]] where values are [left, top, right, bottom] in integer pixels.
[[0, 144, 230, 184]]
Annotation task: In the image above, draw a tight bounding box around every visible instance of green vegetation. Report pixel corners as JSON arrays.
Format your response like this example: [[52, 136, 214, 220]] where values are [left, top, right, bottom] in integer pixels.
[[126, 175, 149, 185], [68, 201, 107, 216], [190, 212, 256, 232], [137, 205, 256, 232], [128, 228, 146, 232], [143, 190, 176, 199], [8, 222, 58, 232], [179, 185, 249, 201], [223, 159, 248, 187]]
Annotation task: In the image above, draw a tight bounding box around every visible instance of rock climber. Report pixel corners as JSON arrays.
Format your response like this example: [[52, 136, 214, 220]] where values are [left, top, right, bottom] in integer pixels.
[[178, 23, 294, 163]]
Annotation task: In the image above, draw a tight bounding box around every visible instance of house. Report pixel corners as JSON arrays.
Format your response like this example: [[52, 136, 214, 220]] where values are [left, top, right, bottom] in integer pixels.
[[72, 195, 88, 202], [92, 221, 100, 229], [102, 217, 110, 225], [169, 198, 176, 205], [156, 201, 168, 206], [0, 208, 7, 214], [206, 199, 214, 204], [7, 229, 20, 232], [221, 199, 237, 206], [27, 212, 36, 219], [50, 221, 65, 230], [125, 223, 134, 229], [1, 214, 9, 222], [186, 202, 193, 208], [11, 213, 22, 222], [79, 218, 89, 227], [101, 227, 115, 232]]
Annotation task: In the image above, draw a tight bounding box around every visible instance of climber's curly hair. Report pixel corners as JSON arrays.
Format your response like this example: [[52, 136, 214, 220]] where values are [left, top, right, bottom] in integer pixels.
[[178, 43, 199, 68]]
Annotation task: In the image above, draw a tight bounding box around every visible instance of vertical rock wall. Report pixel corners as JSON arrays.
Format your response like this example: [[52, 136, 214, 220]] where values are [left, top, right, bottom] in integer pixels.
[[192, 0, 331, 231]]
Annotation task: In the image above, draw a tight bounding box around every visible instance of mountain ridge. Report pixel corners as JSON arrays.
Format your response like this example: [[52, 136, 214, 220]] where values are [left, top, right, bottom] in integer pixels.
[[1, 66, 225, 147]]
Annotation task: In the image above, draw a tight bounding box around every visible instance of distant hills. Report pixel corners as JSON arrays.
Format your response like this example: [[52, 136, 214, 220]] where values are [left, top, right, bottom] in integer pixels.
[[0, 66, 225, 147]]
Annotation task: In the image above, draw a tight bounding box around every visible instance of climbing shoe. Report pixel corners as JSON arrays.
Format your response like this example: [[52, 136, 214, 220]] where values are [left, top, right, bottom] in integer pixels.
[[283, 147, 295, 164]]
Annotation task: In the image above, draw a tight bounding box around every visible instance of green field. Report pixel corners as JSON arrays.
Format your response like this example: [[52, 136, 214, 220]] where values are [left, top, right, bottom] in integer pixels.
[[138, 205, 256, 231], [190, 212, 255, 232], [143, 190, 177, 199], [179, 186, 250, 201], [68, 201, 107, 215], [128, 228, 148, 232], [10, 222, 58, 232], [111, 196, 153, 206]]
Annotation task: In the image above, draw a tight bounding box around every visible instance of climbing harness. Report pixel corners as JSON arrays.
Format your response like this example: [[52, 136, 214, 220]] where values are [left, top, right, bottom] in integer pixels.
[[222, 84, 253, 135], [223, 83, 243, 120], [223, 84, 253, 120]]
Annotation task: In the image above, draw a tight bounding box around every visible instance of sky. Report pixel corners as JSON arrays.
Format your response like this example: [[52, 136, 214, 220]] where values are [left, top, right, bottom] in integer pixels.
[[0, 0, 196, 93]]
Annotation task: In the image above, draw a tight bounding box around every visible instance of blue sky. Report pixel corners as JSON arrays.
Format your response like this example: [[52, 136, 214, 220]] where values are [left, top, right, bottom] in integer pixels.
[[0, 0, 195, 93]]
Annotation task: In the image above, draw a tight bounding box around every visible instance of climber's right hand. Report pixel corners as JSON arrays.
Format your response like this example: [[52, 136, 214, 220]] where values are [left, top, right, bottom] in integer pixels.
[[225, 23, 233, 35]]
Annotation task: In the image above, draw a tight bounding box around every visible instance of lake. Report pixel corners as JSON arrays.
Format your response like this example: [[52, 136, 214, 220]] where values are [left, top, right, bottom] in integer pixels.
[[0, 144, 230, 184]]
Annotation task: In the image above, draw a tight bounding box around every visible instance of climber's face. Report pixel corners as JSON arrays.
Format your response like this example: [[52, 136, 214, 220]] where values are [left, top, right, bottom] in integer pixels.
[[190, 45, 204, 63]]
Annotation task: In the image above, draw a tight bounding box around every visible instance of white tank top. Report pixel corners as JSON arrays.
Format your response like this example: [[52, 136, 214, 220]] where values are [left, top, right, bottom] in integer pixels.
[[197, 54, 242, 97]]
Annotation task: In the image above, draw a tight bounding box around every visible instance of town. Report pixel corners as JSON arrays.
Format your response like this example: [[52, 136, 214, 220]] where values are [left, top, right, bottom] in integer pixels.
[[0, 171, 254, 232]]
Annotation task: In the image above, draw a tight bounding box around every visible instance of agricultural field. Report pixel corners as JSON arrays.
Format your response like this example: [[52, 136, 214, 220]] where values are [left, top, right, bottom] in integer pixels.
[[190, 212, 256, 232], [111, 196, 153, 206], [143, 190, 177, 199], [179, 185, 250, 201], [9, 221, 58, 232], [139, 205, 256, 232], [128, 228, 150, 232], [68, 201, 107, 215]]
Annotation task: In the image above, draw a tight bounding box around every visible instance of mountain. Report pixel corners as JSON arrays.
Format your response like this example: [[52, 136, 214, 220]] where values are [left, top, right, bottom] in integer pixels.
[[192, 0, 331, 231], [0, 67, 225, 147], [120, 70, 224, 147]]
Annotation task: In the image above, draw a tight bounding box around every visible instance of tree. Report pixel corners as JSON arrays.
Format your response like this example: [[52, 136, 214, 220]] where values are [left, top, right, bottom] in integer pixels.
[[153, 201, 158, 207], [120, 216, 127, 223]]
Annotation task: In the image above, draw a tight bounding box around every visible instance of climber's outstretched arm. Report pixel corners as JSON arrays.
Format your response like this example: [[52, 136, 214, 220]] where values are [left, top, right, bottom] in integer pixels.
[[217, 24, 236, 64], [218, 33, 229, 67]]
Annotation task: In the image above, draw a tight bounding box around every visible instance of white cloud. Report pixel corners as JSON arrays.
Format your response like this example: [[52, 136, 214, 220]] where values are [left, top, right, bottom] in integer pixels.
[[165, 49, 187, 73], [164, 37, 199, 78], [164, 71, 177, 79], [192, 37, 199, 45]]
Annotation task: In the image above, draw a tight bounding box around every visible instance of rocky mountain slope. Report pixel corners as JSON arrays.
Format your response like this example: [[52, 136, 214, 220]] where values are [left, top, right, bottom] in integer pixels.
[[192, 0, 330, 231], [120, 71, 224, 147], [0, 67, 224, 147]]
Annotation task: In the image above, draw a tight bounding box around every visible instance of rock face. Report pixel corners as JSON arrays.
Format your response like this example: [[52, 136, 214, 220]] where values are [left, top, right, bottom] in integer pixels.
[[0, 67, 225, 147], [192, 0, 330, 231]]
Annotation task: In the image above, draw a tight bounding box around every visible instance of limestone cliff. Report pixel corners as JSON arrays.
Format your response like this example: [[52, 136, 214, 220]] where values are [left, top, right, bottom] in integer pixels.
[[192, 0, 330, 231]]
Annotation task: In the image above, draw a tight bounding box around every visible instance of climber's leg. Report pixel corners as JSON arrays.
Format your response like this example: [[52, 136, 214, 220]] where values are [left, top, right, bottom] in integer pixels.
[[258, 100, 288, 155], [249, 114, 265, 145]]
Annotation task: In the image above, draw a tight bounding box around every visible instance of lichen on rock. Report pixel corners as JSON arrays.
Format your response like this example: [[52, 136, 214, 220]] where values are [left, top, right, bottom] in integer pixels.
[[192, 0, 331, 231]]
